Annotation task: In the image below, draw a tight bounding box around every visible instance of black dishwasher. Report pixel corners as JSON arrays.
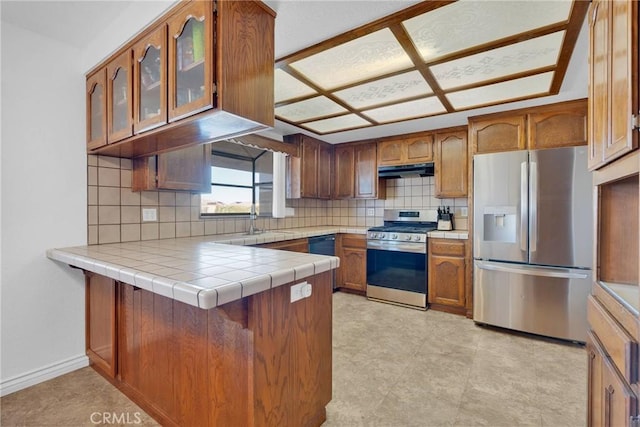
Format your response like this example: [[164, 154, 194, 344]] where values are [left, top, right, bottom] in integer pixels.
[[308, 234, 336, 291]]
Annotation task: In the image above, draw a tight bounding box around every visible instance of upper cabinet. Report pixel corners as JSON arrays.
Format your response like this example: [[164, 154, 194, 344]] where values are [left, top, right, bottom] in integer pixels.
[[86, 69, 107, 150], [167, 1, 213, 122], [469, 99, 588, 155], [377, 134, 434, 166], [285, 134, 333, 200], [434, 127, 468, 198], [85, 0, 275, 158], [133, 25, 167, 134], [588, 0, 639, 170], [106, 51, 134, 144], [333, 141, 385, 200]]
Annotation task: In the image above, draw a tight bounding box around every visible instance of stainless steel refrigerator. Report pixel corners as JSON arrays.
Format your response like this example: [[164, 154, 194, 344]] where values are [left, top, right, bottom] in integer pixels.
[[473, 146, 592, 342]]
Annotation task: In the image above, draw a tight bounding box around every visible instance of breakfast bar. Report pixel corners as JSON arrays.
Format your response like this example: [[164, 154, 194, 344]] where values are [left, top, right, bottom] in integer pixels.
[[47, 235, 340, 427]]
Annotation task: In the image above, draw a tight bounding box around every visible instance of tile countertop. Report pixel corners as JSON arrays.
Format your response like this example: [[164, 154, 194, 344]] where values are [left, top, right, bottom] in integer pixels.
[[427, 230, 469, 240], [47, 226, 366, 310]]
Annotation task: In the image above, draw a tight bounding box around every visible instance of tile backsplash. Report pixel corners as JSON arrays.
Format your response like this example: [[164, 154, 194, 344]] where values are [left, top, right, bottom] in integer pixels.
[[88, 155, 468, 245]]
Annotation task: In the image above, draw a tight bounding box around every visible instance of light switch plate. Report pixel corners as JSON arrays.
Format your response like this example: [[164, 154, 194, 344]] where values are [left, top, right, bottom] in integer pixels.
[[142, 208, 157, 222], [367, 208, 375, 216]]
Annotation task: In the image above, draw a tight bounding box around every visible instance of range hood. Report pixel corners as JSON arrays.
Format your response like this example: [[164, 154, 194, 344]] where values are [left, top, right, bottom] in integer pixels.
[[378, 163, 434, 179]]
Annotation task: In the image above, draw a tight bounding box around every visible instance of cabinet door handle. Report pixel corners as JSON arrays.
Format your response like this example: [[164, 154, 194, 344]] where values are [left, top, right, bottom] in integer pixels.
[[604, 385, 614, 427]]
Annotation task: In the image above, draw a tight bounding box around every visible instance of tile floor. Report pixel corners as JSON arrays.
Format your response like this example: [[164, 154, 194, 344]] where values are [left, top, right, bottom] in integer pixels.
[[1, 292, 586, 426]]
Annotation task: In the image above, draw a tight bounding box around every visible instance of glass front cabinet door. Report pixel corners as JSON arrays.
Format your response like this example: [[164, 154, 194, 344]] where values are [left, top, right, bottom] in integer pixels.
[[107, 51, 134, 143], [133, 26, 168, 134], [168, 1, 214, 122], [86, 69, 107, 150]]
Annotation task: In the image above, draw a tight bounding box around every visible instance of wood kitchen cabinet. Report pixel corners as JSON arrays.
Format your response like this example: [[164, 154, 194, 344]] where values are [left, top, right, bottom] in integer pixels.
[[428, 238, 467, 315], [133, 25, 167, 134], [377, 133, 433, 166], [106, 51, 134, 144], [132, 144, 211, 192], [103, 272, 333, 427], [86, 0, 275, 159], [587, 148, 640, 426], [86, 69, 108, 150], [587, 292, 639, 427], [469, 99, 588, 155], [336, 234, 367, 293], [85, 272, 117, 379], [285, 134, 333, 199], [333, 141, 385, 200], [258, 238, 309, 253], [587, 0, 638, 170], [434, 126, 468, 198]]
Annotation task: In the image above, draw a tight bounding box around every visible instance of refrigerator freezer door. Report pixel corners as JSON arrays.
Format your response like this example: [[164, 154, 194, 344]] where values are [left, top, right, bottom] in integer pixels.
[[473, 150, 529, 263], [529, 146, 593, 268], [473, 260, 592, 342]]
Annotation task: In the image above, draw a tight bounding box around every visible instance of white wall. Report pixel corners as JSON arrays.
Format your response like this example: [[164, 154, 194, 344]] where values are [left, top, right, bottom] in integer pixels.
[[0, 1, 175, 395], [0, 21, 87, 394]]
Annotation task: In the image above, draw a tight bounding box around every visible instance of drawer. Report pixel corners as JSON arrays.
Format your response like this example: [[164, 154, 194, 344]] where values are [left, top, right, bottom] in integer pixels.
[[588, 295, 637, 383], [593, 282, 639, 340], [340, 234, 366, 249], [429, 239, 465, 257]]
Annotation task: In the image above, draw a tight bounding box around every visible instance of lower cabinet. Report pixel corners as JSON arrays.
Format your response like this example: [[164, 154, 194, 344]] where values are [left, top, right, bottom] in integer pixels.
[[336, 234, 367, 292], [428, 238, 467, 315], [258, 238, 309, 253], [85, 272, 117, 378], [587, 289, 639, 427], [85, 270, 333, 427]]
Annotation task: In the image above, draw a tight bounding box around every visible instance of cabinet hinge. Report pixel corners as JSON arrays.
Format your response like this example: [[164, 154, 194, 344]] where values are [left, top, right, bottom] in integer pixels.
[[630, 415, 640, 427], [212, 83, 218, 95], [633, 113, 640, 130], [213, 0, 217, 14]]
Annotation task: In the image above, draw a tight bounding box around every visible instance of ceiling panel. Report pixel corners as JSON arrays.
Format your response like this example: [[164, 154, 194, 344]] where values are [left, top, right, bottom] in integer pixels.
[[430, 31, 566, 90], [333, 70, 433, 109], [446, 72, 555, 110], [273, 0, 588, 136], [289, 28, 414, 90]]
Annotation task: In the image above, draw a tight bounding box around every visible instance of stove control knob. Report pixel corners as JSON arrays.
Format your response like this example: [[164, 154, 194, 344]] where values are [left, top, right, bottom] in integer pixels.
[[392, 234, 398, 239], [380, 234, 386, 239], [413, 235, 422, 242], [405, 235, 413, 241]]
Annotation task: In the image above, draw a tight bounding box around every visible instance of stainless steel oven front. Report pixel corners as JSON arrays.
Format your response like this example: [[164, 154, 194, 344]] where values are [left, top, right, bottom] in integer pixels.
[[366, 237, 428, 310]]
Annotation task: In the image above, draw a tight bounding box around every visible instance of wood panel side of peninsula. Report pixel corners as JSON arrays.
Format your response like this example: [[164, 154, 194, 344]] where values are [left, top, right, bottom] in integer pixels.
[[85, 270, 333, 427]]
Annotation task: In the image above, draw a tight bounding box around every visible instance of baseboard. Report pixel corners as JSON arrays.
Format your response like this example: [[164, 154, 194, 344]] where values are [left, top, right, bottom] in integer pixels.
[[0, 354, 89, 397]]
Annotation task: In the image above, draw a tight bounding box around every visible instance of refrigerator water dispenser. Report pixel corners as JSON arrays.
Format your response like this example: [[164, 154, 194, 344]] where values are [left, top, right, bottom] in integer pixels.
[[482, 206, 517, 243]]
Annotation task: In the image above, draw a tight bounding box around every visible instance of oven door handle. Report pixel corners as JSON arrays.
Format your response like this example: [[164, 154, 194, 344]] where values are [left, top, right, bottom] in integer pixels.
[[366, 240, 426, 254]]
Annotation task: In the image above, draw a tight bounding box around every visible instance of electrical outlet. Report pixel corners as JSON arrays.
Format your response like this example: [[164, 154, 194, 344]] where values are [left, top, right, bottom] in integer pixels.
[[459, 207, 468, 217], [142, 208, 157, 222], [367, 208, 375, 216], [290, 281, 312, 303]]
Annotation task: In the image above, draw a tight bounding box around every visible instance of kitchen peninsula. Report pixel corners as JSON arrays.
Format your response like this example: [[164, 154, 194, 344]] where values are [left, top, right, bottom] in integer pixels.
[[47, 232, 341, 427]]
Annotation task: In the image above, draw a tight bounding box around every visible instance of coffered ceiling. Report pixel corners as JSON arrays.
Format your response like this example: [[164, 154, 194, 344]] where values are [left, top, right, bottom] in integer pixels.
[[273, 0, 588, 137]]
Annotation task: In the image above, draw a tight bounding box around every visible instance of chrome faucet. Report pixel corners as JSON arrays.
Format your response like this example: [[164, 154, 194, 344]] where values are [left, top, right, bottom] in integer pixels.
[[247, 204, 259, 235]]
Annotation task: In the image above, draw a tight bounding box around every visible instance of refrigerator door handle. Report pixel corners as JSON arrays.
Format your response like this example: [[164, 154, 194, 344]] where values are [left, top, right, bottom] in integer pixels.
[[529, 161, 538, 253], [475, 261, 589, 279], [520, 161, 528, 252]]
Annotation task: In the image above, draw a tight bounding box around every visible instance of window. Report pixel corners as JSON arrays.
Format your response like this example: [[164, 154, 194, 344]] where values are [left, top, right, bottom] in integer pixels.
[[200, 142, 273, 216]]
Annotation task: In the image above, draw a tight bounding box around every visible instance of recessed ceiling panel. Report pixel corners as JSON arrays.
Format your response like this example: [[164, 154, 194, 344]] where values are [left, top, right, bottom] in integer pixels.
[[289, 28, 414, 90], [275, 69, 316, 103], [363, 97, 446, 123], [275, 96, 347, 122], [446, 72, 555, 110], [431, 32, 565, 90], [302, 114, 371, 134], [403, 0, 573, 62], [333, 70, 433, 109]]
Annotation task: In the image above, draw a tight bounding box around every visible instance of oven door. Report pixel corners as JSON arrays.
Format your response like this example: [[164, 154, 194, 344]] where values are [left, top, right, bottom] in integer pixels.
[[366, 241, 427, 294]]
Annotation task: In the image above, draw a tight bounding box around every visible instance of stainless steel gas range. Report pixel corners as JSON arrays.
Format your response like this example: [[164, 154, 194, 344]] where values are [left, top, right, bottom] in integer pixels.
[[366, 209, 438, 310]]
